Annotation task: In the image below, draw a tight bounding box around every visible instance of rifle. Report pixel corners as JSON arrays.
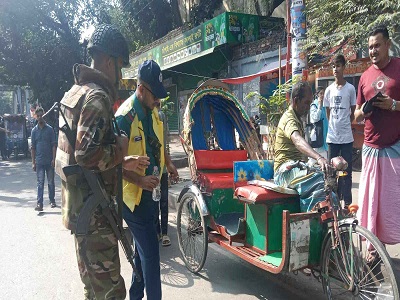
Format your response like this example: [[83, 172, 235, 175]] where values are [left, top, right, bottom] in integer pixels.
[[49, 102, 140, 281]]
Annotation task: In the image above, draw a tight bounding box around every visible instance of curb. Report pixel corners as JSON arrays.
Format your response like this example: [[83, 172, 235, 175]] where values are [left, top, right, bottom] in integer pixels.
[[171, 155, 188, 168], [167, 180, 191, 211]]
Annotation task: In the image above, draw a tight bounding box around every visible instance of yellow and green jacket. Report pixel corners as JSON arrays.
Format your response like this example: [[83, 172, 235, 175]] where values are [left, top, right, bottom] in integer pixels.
[[115, 94, 165, 211]]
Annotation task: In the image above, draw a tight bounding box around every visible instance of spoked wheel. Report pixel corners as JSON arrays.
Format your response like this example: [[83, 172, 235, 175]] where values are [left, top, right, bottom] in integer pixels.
[[177, 191, 208, 273], [321, 223, 399, 299]]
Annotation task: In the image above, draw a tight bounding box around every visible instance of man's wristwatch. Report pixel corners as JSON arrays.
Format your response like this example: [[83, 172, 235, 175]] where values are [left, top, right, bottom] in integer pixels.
[[391, 99, 397, 111]]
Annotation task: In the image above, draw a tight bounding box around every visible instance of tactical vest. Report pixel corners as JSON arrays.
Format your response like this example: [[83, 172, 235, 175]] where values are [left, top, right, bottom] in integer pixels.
[[55, 83, 115, 187]]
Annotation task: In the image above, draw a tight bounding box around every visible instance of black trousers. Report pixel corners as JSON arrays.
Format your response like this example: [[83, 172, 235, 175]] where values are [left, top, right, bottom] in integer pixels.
[[328, 142, 353, 205]]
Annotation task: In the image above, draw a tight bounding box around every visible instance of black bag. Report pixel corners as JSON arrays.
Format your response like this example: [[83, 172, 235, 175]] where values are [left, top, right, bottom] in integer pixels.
[[306, 105, 324, 148]]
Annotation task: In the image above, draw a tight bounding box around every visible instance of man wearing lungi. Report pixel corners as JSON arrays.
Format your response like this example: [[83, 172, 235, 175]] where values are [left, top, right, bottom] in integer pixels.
[[355, 25, 400, 248], [274, 82, 331, 212]]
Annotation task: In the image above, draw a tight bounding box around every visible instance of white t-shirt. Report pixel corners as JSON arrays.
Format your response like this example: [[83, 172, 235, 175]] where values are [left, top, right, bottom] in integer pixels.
[[323, 82, 356, 144]]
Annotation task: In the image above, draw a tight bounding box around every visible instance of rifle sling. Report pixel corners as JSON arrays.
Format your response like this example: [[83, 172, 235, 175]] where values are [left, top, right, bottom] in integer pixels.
[[74, 167, 113, 235]]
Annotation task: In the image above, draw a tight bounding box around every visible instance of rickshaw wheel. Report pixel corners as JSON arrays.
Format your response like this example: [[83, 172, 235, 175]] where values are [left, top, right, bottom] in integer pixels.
[[321, 224, 399, 300], [177, 191, 208, 273]]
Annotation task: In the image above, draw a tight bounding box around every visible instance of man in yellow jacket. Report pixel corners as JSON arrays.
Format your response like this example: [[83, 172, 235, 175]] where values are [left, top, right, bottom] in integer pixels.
[[115, 60, 178, 300]]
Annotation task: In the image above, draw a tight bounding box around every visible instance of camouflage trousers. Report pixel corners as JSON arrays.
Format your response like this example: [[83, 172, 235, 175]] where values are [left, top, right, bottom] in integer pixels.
[[74, 211, 126, 300]]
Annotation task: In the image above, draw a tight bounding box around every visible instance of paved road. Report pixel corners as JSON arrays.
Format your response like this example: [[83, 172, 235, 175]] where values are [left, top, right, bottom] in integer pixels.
[[0, 158, 399, 299]]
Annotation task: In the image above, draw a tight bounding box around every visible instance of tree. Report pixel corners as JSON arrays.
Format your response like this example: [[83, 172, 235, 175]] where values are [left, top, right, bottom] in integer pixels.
[[122, 0, 181, 48], [305, 0, 400, 57], [0, 0, 118, 109], [189, 0, 223, 26], [0, 91, 13, 115], [227, 0, 285, 16]]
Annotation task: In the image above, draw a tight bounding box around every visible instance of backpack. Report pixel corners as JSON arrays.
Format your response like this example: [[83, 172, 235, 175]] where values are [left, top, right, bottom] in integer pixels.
[[306, 104, 324, 148]]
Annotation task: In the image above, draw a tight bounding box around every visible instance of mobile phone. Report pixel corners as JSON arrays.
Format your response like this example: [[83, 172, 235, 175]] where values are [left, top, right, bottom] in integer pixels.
[[363, 92, 383, 114]]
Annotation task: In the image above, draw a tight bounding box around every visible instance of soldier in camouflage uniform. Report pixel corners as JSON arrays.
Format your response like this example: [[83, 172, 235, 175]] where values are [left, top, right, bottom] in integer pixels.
[[55, 24, 148, 300]]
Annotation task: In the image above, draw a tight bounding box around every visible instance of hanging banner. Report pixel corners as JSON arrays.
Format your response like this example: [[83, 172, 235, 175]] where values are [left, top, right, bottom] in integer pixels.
[[290, 0, 307, 76]]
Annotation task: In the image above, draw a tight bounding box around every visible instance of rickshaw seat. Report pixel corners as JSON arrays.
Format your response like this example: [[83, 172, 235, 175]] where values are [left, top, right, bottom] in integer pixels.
[[195, 150, 247, 191], [235, 184, 298, 205], [197, 172, 235, 190], [194, 150, 248, 170]]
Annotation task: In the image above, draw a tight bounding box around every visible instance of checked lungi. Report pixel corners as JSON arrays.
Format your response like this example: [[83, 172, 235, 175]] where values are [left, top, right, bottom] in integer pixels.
[[357, 140, 400, 245]]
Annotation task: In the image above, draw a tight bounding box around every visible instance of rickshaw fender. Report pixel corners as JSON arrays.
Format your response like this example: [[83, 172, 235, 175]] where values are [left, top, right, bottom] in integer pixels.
[[177, 184, 209, 217], [320, 217, 359, 266], [338, 217, 358, 227]]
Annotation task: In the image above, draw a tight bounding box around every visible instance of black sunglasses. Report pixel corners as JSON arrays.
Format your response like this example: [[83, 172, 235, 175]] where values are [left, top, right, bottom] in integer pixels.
[[140, 84, 156, 99]]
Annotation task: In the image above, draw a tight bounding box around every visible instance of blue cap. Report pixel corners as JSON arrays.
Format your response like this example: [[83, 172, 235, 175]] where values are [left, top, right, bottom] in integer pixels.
[[138, 60, 167, 99]]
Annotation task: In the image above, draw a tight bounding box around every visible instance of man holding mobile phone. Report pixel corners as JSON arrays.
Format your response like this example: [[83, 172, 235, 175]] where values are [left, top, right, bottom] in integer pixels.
[[354, 25, 400, 251]]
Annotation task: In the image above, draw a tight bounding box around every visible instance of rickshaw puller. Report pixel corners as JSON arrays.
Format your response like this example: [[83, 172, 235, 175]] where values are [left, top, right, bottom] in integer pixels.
[[274, 82, 332, 212]]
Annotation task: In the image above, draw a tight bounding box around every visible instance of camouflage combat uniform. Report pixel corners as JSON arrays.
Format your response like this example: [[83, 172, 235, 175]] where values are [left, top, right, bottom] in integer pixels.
[[56, 64, 126, 300]]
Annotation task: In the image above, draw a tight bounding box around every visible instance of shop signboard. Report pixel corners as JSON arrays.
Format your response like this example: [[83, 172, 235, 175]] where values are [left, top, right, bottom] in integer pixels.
[[203, 13, 227, 49], [123, 12, 282, 78], [225, 12, 259, 44], [123, 47, 160, 78]]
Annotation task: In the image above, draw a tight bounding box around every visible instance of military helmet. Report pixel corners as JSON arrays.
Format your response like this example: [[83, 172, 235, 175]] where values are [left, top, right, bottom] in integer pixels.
[[87, 24, 130, 67]]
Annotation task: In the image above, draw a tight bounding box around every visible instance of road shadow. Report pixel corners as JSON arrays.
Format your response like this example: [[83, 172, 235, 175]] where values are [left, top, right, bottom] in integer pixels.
[[37, 211, 62, 216], [163, 219, 311, 300], [159, 225, 195, 289], [0, 195, 37, 208], [0, 158, 61, 208]]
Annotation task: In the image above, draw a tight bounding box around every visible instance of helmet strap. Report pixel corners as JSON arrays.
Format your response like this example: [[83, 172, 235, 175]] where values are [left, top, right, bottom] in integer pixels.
[[113, 57, 119, 87]]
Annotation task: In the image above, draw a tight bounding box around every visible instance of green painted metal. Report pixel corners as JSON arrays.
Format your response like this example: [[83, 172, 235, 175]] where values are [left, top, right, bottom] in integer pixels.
[[267, 200, 300, 252], [246, 204, 267, 251], [308, 218, 326, 265], [166, 49, 230, 91], [258, 252, 282, 266], [205, 189, 244, 220]]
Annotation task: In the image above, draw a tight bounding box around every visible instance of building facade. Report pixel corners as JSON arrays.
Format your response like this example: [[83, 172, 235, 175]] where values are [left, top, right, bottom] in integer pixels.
[[123, 12, 285, 134]]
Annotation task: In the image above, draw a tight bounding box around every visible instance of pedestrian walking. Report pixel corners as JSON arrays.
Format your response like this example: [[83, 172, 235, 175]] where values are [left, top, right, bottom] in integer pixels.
[[323, 54, 356, 206], [55, 24, 148, 299], [354, 25, 400, 253], [31, 107, 56, 211], [115, 59, 178, 300]]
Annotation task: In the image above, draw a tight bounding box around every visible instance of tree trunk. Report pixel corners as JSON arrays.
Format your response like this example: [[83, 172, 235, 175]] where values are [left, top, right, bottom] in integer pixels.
[[269, 0, 285, 15], [170, 0, 183, 27], [253, 0, 262, 15]]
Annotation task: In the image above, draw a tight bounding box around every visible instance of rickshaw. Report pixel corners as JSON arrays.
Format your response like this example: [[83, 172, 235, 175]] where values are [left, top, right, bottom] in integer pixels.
[[3, 114, 29, 159], [177, 80, 399, 299]]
